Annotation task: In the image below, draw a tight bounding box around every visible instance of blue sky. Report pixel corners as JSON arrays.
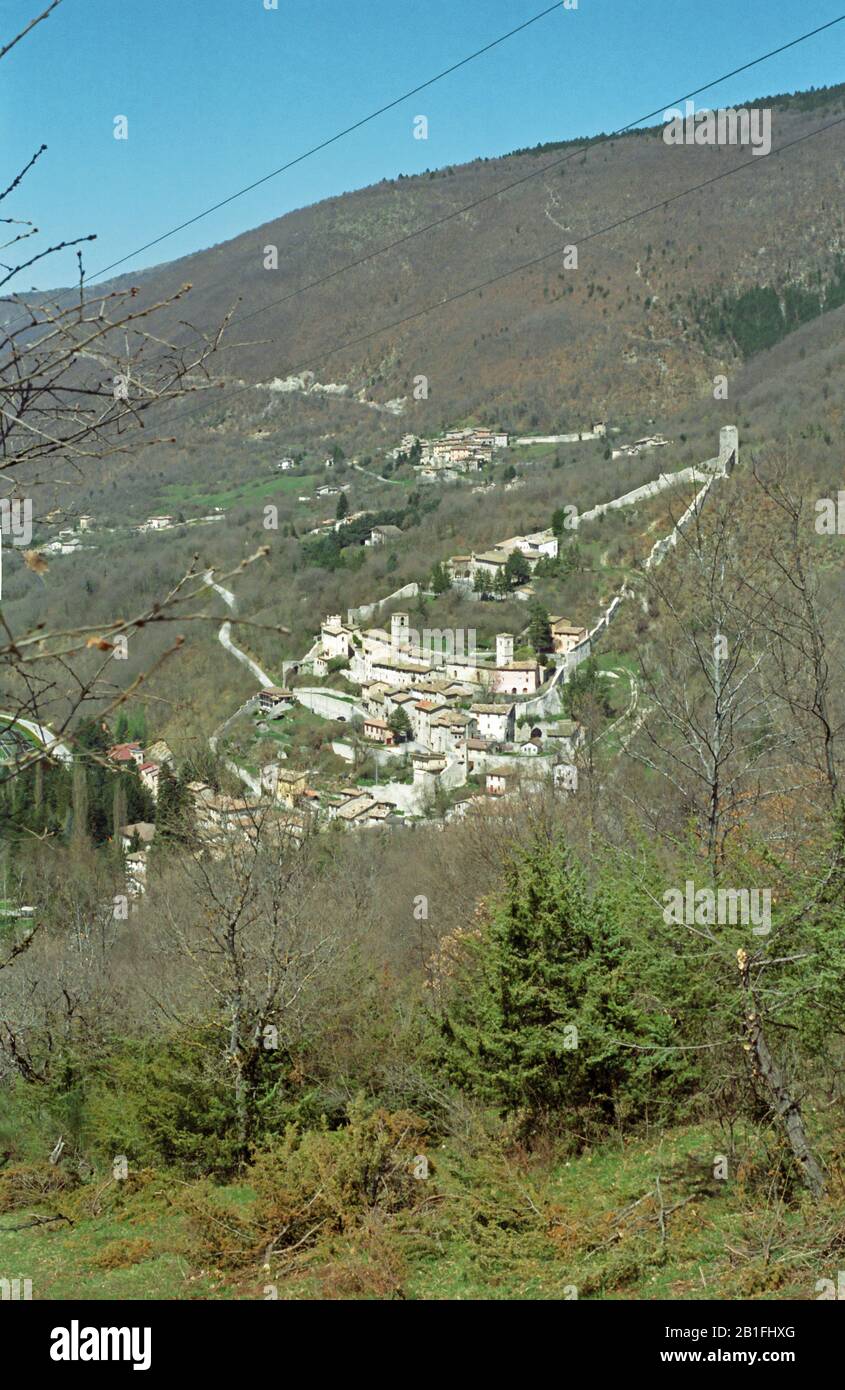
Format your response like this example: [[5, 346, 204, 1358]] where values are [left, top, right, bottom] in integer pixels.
[[3, 0, 844, 291]]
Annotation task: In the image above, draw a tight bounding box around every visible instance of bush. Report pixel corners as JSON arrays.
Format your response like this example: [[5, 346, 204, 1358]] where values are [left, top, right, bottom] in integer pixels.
[[182, 1098, 430, 1268]]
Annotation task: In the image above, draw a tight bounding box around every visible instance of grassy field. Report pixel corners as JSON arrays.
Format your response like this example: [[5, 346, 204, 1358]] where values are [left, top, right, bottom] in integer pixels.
[[3, 1119, 841, 1302], [161, 472, 323, 512]]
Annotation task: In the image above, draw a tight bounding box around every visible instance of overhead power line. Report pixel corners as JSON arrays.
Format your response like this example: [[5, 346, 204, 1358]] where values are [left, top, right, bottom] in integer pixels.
[[162, 114, 845, 436]]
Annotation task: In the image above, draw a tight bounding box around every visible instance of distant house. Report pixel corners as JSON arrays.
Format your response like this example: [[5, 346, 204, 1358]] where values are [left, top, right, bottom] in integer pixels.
[[471, 549, 509, 578], [320, 615, 357, 661], [77, 515, 94, 531], [316, 485, 340, 497], [335, 796, 394, 828], [43, 533, 82, 555], [125, 849, 148, 897], [363, 716, 396, 745], [447, 555, 473, 580], [265, 767, 308, 808], [491, 660, 541, 696], [470, 703, 515, 743], [258, 686, 292, 714], [140, 515, 173, 532], [109, 741, 144, 767], [138, 761, 160, 799], [549, 617, 588, 655], [276, 458, 295, 471], [429, 709, 474, 754], [367, 524, 403, 547], [486, 773, 507, 797], [119, 821, 156, 850], [544, 720, 584, 761], [146, 739, 174, 766], [498, 532, 557, 566], [412, 753, 447, 791]]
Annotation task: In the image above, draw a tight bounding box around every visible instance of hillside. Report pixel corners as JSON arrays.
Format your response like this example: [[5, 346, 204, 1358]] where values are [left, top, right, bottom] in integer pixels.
[[14, 81, 845, 455]]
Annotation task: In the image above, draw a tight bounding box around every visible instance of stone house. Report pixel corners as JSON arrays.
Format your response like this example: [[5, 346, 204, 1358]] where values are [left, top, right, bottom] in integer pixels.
[[491, 660, 541, 696], [470, 703, 516, 743]]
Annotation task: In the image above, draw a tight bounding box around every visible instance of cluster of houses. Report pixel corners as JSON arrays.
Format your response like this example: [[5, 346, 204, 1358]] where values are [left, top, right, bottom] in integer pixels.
[[611, 434, 671, 459], [110, 737, 174, 894], [314, 609, 586, 762], [108, 738, 174, 802], [447, 525, 560, 594], [390, 426, 510, 480]]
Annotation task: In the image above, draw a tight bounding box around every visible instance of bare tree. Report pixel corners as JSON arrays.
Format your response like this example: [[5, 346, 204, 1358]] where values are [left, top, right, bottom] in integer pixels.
[[149, 809, 341, 1162], [627, 487, 801, 875]]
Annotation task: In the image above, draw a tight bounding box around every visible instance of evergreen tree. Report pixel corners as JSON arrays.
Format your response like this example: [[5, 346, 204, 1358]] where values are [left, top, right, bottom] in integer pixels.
[[493, 567, 511, 600], [504, 550, 531, 588], [429, 561, 450, 595], [388, 705, 412, 741], [155, 765, 194, 849], [443, 842, 598, 1123], [335, 491, 349, 521], [528, 601, 553, 654]]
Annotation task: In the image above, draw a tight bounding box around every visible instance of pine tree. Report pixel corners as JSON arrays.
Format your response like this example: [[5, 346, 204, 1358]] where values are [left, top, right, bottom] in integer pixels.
[[443, 842, 596, 1123], [429, 561, 450, 595], [388, 705, 412, 741], [155, 765, 194, 849], [528, 601, 553, 654], [493, 567, 511, 600], [504, 550, 530, 588]]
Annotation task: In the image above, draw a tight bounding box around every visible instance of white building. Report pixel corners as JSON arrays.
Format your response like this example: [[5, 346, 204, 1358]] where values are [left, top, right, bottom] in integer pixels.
[[321, 615, 358, 661], [470, 703, 515, 742]]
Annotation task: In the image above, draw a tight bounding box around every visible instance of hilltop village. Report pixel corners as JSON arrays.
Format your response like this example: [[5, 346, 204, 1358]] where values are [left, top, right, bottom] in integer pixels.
[[103, 425, 738, 892]]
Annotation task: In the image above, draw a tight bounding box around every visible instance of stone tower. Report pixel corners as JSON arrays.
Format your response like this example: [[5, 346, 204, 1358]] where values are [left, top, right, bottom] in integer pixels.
[[391, 611, 410, 650], [496, 633, 514, 667], [719, 425, 739, 475]]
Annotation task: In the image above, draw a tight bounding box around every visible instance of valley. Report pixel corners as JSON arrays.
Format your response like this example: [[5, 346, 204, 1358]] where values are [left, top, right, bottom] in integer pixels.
[[2, 3, 845, 1323]]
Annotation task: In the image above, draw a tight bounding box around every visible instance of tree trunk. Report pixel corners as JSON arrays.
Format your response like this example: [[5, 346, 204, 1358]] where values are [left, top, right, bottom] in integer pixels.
[[738, 950, 826, 1198]]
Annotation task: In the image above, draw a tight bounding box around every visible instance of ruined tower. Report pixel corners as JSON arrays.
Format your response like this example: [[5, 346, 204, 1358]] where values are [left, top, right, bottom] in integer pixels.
[[719, 425, 739, 475]]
